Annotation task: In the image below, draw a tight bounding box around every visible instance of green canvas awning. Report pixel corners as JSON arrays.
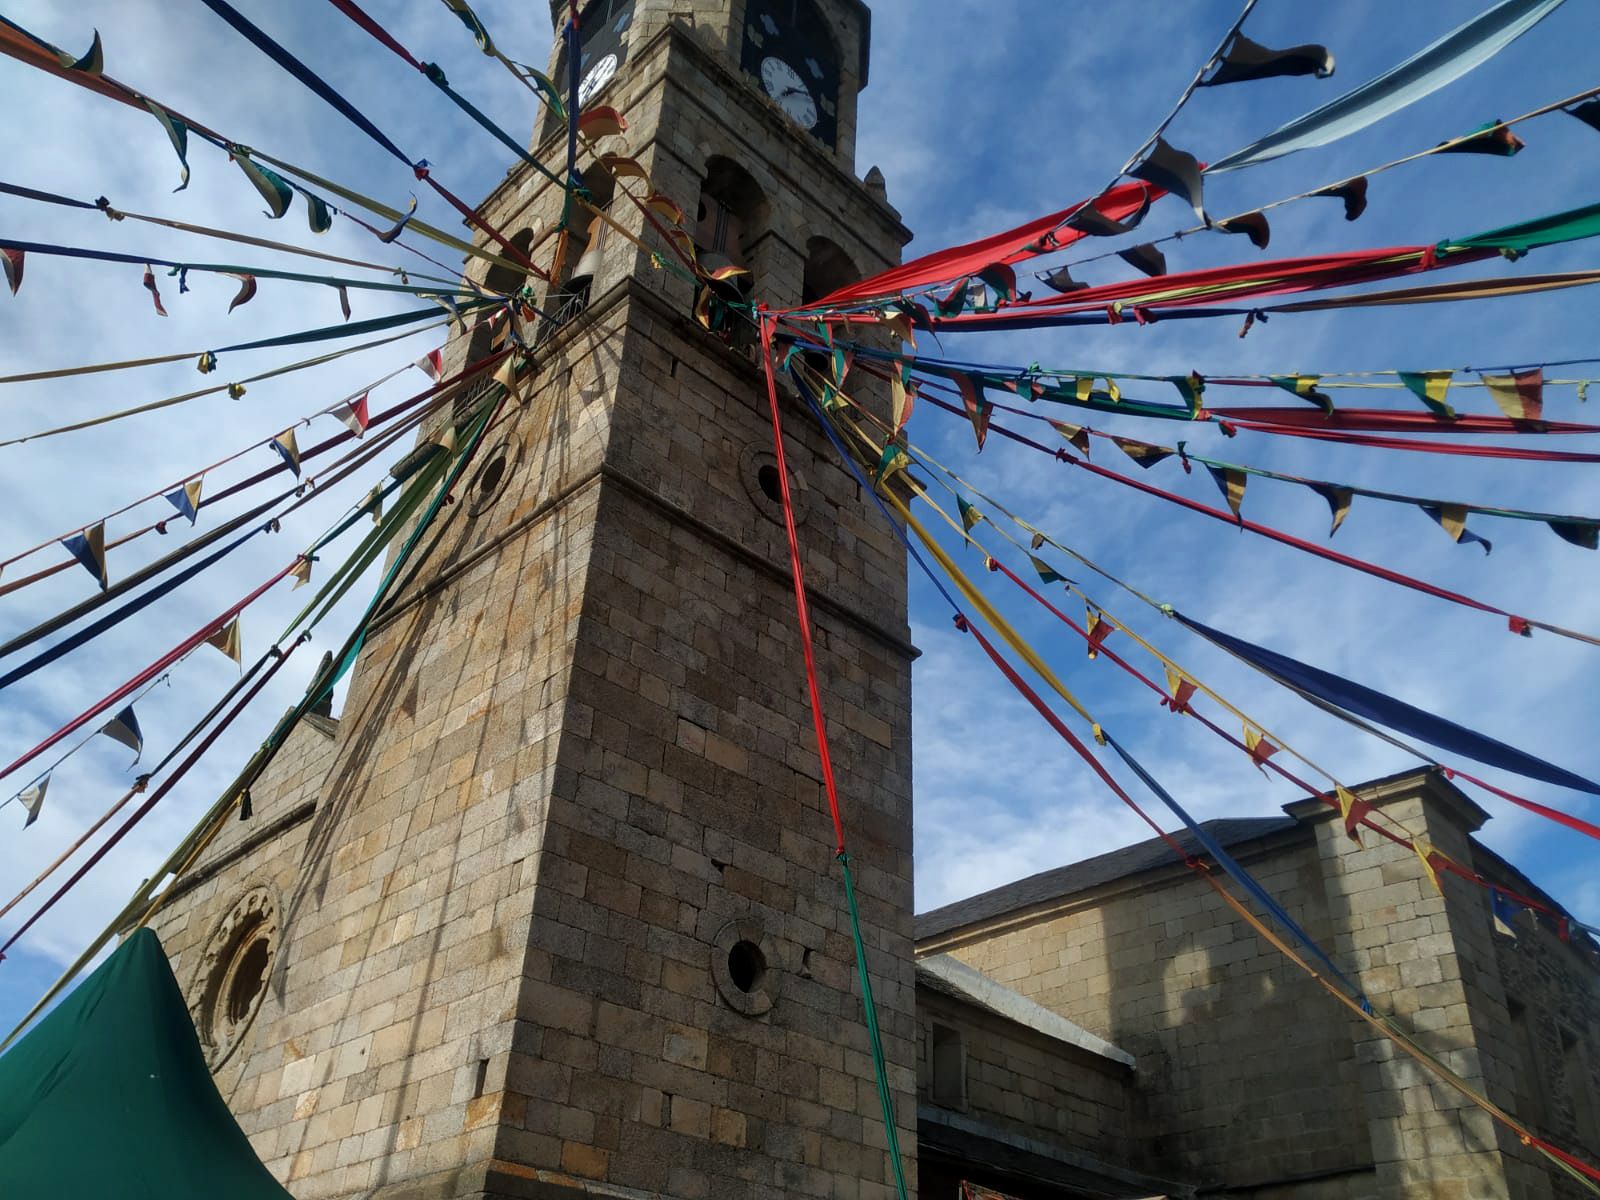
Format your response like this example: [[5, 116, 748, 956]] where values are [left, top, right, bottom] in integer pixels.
[[0, 927, 292, 1198]]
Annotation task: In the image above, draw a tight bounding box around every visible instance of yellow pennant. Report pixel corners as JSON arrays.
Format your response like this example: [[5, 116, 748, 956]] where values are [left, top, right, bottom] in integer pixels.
[[1413, 837, 1444, 893], [1074, 376, 1094, 402], [493, 356, 523, 405], [1103, 377, 1121, 403], [205, 616, 242, 666], [290, 556, 313, 589]]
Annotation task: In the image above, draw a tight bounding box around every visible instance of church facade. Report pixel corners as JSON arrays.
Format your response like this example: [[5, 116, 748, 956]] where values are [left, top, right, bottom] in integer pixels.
[[142, 4, 1599, 1199]]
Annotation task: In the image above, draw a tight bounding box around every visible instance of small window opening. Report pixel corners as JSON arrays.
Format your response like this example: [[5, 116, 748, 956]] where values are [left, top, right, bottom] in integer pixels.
[[757, 463, 783, 505], [727, 940, 766, 994], [801, 236, 859, 307], [225, 936, 270, 1025], [473, 1057, 490, 1099], [930, 1022, 966, 1109]]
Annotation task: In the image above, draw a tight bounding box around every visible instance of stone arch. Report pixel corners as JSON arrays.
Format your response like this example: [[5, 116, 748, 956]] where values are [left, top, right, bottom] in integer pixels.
[[465, 226, 535, 366], [801, 234, 859, 305], [542, 161, 618, 333]]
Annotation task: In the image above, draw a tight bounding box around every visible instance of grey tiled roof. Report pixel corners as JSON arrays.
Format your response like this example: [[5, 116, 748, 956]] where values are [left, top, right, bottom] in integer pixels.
[[915, 815, 1300, 941]]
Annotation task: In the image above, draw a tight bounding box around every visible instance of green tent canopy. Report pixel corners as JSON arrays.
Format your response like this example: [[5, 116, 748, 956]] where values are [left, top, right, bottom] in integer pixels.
[[0, 927, 293, 1199]]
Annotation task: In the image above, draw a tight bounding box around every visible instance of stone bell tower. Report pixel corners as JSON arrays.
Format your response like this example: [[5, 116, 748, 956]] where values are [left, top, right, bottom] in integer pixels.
[[146, 2, 916, 1198]]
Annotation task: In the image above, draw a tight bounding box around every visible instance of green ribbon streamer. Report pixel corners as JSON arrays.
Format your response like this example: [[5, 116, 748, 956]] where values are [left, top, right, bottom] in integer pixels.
[[838, 852, 911, 1200]]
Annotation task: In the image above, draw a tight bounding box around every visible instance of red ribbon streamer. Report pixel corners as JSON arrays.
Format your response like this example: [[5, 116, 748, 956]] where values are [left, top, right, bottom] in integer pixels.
[[759, 314, 847, 854]]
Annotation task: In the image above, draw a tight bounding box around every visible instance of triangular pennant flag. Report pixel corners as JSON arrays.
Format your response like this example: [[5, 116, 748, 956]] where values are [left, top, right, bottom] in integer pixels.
[[291, 556, 313, 589], [331, 393, 370, 437], [1129, 138, 1205, 222], [336, 283, 351, 320], [976, 262, 1026, 304], [1206, 465, 1247, 519], [956, 373, 992, 451], [2, 247, 22, 295], [1170, 373, 1205, 417], [1413, 837, 1444, 893], [307, 191, 334, 234], [360, 484, 384, 524], [226, 273, 257, 314], [1116, 243, 1168, 277], [1030, 555, 1065, 585], [599, 153, 650, 183], [1063, 187, 1153, 238], [873, 443, 909, 487], [1422, 504, 1492, 554], [1216, 211, 1271, 250], [1490, 888, 1523, 938], [1438, 120, 1525, 156], [1029, 531, 1046, 551], [1334, 785, 1372, 843], [1085, 606, 1113, 659], [415, 348, 444, 381], [142, 265, 167, 317], [1199, 33, 1334, 86], [1102, 377, 1121, 404], [1243, 724, 1277, 770], [164, 477, 204, 525], [378, 195, 418, 244], [1163, 666, 1197, 714], [876, 307, 915, 347], [1398, 370, 1456, 419], [891, 367, 915, 435], [433, 424, 459, 457], [1050, 421, 1090, 457], [144, 100, 190, 192], [271, 428, 301, 477], [957, 496, 984, 532], [1568, 98, 1600, 133], [1308, 482, 1354, 536], [443, 0, 496, 53], [577, 107, 628, 139], [1041, 265, 1088, 293], [1314, 176, 1369, 222], [55, 28, 104, 73], [645, 192, 685, 226], [1073, 376, 1095, 403], [61, 523, 108, 590], [19, 774, 49, 828], [205, 616, 242, 666], [1112, 437, 1175, 469], [1547, 519, 1599, 549], [1270, 374, 1333, 415], [1482, 368, 1543, 421], [101, 705, 144, 764], [232, 150, 294, 219]]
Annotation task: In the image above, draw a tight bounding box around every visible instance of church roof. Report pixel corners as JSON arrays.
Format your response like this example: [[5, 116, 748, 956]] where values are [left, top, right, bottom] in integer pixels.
[[916, 954, 1134, 1068], [915, 816, 1300, 942]]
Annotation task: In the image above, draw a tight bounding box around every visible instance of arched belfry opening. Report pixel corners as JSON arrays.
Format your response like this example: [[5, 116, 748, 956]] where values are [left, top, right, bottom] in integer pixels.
[[543, 159, 617, 333], [465, 228, 535, 366], [802, 235, 858, 306], [692, 156, 769, 344]]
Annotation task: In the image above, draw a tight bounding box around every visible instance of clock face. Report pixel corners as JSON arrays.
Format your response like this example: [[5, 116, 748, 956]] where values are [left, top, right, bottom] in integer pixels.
[[578, 52, 618, 109], [741, 0, 840, 147], [759, 56, 817, 130]]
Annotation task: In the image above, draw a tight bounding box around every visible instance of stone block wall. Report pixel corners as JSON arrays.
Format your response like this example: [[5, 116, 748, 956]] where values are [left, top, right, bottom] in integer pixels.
[[926, 828, 1371, 1194], [914, 987, 1137, 1167]]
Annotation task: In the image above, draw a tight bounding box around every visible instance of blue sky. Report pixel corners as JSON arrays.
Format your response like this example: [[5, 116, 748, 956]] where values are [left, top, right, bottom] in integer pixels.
[[2, 0, 1598, 1039]]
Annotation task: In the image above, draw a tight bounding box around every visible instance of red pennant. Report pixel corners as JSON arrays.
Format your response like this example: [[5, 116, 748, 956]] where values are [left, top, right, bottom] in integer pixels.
[[142, 265, 167, 316], [227, 273, 257, 314], [1, 247, 22, 295]]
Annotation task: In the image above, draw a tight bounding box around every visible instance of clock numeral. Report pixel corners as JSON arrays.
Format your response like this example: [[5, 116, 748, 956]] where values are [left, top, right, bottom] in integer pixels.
[[746, 25, 764, 48]]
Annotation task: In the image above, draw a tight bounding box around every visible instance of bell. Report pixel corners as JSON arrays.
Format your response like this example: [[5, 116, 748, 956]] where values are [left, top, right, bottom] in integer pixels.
[[569, 212, 608, 282], [693, 194, 748, 270]]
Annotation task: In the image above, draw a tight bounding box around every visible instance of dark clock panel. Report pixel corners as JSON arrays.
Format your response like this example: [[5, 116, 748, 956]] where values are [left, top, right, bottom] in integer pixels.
[[557, 0, 635, 85], [740, 0, 841, 148]]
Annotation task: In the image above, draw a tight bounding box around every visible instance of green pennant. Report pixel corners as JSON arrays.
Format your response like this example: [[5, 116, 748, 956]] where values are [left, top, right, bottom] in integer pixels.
[[1270, 374, 1334, 415], [1170, 372, 1205, 417], [1398, 370, 1456, 419], [873, 442, 908, 487], [957, 496, 984, 532], [231, 150, 293, 220], [1030, 555, 1065, 585], [305, 191, 334, 234], [144, 100, 190, 192]]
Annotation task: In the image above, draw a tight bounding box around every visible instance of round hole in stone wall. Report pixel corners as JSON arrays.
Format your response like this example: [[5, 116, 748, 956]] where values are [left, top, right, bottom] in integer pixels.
[[190, 885, 279, 1068], [727, 940, 766, 994], [756, 464, 783, 506], [739, 444, 809, 528], [467, 434, 521, 516], [225, 935, 271, 1025]]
